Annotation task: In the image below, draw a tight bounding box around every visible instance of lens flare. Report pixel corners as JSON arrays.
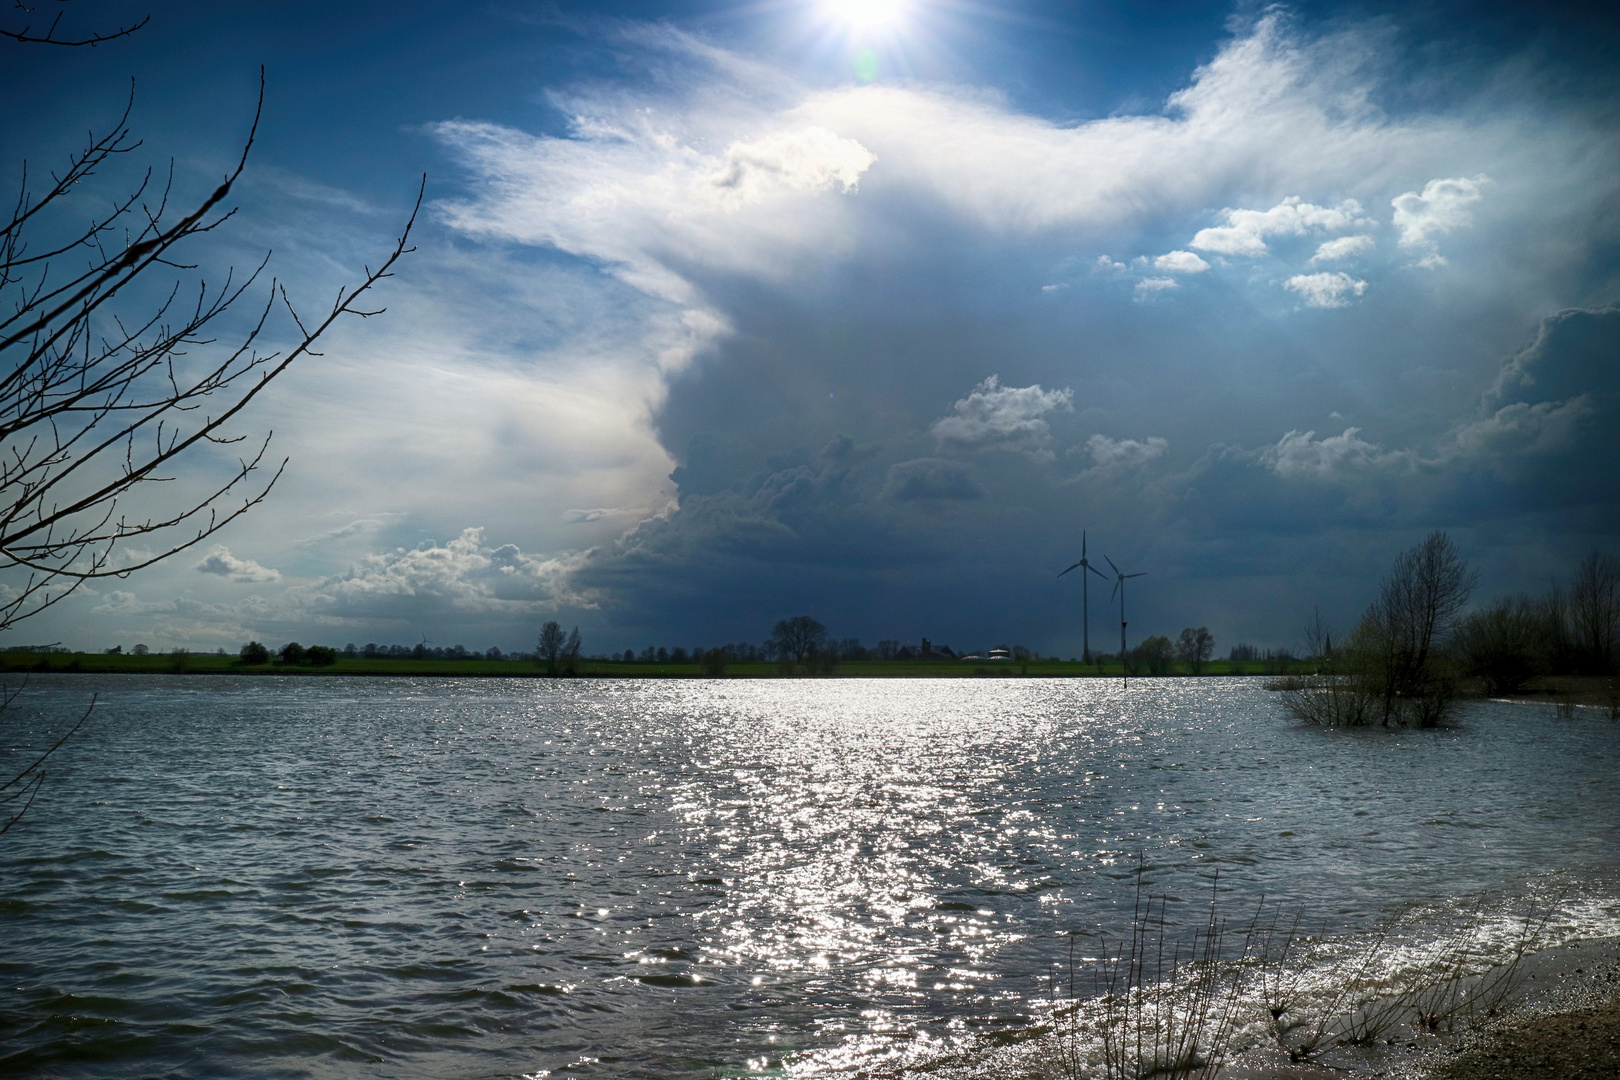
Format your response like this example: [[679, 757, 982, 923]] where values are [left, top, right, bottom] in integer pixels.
[[821, 0, 909, 32]]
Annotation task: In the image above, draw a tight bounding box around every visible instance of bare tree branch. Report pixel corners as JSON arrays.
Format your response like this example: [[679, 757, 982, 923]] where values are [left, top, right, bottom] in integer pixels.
[[1, 2, 147, 47], [0, 70, 422, 633]]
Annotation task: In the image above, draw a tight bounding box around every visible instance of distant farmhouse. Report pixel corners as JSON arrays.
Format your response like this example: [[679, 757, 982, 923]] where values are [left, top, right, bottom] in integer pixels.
[[895, 638, 956, 660]]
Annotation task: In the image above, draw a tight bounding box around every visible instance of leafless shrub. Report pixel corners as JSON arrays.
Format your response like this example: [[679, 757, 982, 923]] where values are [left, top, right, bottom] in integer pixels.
[[1049, 863, 1257, 1080]]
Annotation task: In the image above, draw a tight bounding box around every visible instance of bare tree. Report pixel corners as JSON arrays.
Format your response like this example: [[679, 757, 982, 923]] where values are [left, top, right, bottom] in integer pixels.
[[770, 615, 826, 666], [1569, 551, 1619, 675], [537, 621, 565, 674], [561, 626, 581, 674], [1456, 595, 1544, 695], [1, 76, 420, 632], [1176, 626, 1214, 674], [1348, 531, 1477, 727], [1282, 533, 1476, 728], [3, 19, 418, 833]]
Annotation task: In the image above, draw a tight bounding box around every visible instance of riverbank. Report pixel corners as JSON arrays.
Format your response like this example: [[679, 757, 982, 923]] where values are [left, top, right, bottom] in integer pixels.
[[1218, 937, 1620, 1080]]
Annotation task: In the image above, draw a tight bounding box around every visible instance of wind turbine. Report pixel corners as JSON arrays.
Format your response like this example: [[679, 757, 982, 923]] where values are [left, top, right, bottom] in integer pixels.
[[1058, 530, 1108, 663], [1105, 555, 1146, 688]]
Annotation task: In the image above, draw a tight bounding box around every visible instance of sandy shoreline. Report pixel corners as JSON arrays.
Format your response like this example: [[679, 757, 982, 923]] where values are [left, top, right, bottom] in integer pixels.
[[1214, 936, 1620, 1080]]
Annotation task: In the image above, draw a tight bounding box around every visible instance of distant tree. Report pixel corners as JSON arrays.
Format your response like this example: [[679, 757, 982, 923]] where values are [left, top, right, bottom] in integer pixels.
[[1456, 596, 1543, 694], [701, 648, 728, 676], [486, 646, 503, 661], [669, 646, 688, 664], [342, 643, 358, 659], [106, 645, 122, 655], [239, 641, 269, 664], [1176, 627, 1215, 674], [537, 620, 565, 675], [306, 645, 336, 666], [132, 643, 149, 656], [1012, 645, 1031, 661], [1569, 551, 1620, 674], [279, 642, 305, 665], [622, 649, 635, 663], [562, 627, 582, 674], [1131, 635, 1174, 676], [656, 646, 669, 663], [875, 639, 899, 660], [770, 616, 827, 665], [168, 647, 188, 672]]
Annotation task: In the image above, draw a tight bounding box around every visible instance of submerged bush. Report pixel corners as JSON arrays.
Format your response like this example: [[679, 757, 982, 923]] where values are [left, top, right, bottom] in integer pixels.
[[1282, 532, 1476, 728]]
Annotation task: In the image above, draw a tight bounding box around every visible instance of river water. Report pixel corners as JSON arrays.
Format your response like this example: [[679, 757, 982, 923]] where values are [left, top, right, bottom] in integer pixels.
[[1, 675, 1617, 1078]]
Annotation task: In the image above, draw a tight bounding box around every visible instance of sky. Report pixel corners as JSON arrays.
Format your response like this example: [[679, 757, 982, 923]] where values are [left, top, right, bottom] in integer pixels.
[[2, 0, 1618, 657]]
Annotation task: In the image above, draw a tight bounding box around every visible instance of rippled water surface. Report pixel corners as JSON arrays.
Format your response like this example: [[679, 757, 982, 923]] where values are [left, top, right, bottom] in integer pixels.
[[2, 675, 1617, 1077]]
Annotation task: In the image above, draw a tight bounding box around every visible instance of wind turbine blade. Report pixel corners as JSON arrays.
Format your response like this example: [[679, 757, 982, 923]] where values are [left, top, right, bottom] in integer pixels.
[[1110, 580, 1119, 602], [1105, 554, 1121, 576], [1125, 572, 1146, 579], [1087, 562, 1107, 580], [1058, 561, 1084, 578], [1082, 530, 1087, 556]]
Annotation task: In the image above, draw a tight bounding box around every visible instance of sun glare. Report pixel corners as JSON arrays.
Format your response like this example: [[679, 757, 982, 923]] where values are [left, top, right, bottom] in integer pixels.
[[820, 0, 910, 33]]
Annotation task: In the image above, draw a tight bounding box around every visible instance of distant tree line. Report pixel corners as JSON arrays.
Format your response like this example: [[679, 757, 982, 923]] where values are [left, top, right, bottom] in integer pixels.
[[238, 641, 538, 665]]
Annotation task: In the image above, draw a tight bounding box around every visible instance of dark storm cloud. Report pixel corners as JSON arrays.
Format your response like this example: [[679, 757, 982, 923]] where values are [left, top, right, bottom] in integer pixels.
[[881, 458, 983, 502]]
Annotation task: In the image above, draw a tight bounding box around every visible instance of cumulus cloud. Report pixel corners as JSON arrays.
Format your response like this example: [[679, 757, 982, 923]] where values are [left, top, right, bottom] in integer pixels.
[[1391, 175, 1489, 261], [562, 508, 638, 523], [1135, 277, 1179, 296], [881, 458, 982, 501], [1086, 434, 1169, 469], [1191, 197, 1373, 257], [309, 528, 594, 620], [1447, 397, 1597, 460], [1260, 427, 1405, 477], [1310, 234, 1375, 262], [708, 127, 876, 210], [931, 375, 1073, 461], [195, 546, 281, 583], [1284, 271, 1368, 307], [1154, 250, 1211, 273]]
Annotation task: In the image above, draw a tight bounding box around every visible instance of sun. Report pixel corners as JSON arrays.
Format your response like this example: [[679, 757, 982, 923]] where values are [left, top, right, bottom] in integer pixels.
[[819, 0, 910, 33]]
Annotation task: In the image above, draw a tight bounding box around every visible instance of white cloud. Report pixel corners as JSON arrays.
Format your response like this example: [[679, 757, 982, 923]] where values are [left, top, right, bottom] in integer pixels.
[[931, 375, 1073, 461], [1191, 197, 1373, 257], [308, 528, 595, 619], [1154, 250, 1211, 273], [1135, 276, 1179, 295], [1284, 271, 1368, 307], [1260, 427, 1404, 477], [1086, 434, 1169, 468], [195, 546, 281, 583], [298, 514, 406, 546], [1391, 175, 1490, 260], [1310, 234, 1375, 262], [708, 126, 876, 211], [433, 115, 875, 308]]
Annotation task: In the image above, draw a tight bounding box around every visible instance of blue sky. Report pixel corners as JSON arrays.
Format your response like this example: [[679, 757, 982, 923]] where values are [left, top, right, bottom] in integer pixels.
[[3, 0, 1618, 656]]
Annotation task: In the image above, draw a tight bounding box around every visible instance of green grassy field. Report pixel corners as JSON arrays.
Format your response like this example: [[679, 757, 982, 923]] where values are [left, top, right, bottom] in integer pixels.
[[0, 652, 1316, 679]]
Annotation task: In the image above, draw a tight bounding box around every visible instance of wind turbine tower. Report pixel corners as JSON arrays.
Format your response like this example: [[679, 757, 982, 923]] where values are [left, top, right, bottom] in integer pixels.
[[1058, 530, 1108, 663], [1104, 555, 1147, 688]]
